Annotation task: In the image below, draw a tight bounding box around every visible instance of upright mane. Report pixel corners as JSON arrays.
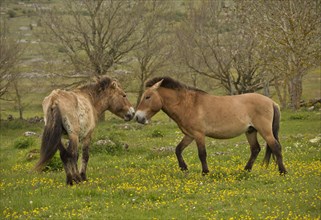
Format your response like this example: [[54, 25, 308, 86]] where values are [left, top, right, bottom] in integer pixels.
[[145, 76, 207, 93], [79, 77, 112, 94]]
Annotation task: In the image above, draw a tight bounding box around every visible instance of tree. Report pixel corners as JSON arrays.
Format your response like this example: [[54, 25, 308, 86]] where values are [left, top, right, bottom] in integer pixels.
[[131, 0, 175, 105], [176, 1, 268, 95], [0, 16, 23, 99], [248, 0, 321, 109], [39, 0, 146, 77]]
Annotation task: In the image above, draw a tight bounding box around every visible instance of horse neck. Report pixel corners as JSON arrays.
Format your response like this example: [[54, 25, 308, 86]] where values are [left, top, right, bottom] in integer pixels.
[[79, 89, 110, 117], [159, 88, 190, 123], [93, 95, 111, 116], [94, 101, 107, 117]]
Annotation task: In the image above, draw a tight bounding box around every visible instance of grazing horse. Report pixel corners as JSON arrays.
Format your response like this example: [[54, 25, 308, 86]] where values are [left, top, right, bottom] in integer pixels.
[[34, 77, 135, 185], [135, 77, 287, 175]]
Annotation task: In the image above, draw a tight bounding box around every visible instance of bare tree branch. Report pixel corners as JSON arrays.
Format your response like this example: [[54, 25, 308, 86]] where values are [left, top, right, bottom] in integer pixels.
[[38, 0, 145, 77]]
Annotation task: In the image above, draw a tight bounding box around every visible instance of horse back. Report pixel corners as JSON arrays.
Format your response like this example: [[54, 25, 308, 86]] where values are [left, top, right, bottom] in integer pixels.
[[43, 89, 96, 139], [194, 93, 276, 139], [200, 93, 275, 116]]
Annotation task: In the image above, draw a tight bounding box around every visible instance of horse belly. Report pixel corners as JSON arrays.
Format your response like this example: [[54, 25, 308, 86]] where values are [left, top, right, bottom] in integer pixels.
[[205, 120, 249, 139], [206, 129, 245, 139]]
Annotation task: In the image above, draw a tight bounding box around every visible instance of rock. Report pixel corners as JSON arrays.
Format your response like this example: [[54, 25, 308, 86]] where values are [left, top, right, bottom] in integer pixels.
[[214, 152, 226, 155], [114, 123, 133, 130], [27, 116, 44, 123], [309, 136, 321, 144], [24, 131, 37, 137], [95, 139, 116, 146], [123, 143, 129, 150], [308, 106, 315, 111], [152, 146, 175, 153], [25, 149, 40, 161], [7, 115, 14, 121]]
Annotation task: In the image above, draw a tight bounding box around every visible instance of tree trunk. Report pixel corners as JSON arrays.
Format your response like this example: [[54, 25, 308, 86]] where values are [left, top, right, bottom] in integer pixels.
[[227, 75, 234, 95], [136, 81, 145, 108], [274, 78, 287, 110], [136, 67, 148, 108], [191, 73, 197, 88], [13, 81, 23, 120], [263, 81, 270, 97], [288, 74, 303, 110]]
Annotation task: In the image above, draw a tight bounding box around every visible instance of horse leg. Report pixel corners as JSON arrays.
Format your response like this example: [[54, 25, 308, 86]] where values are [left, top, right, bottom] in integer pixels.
[[195, 135, 209, 175], [245, 131, 261, 171], [260, 130, 287, 174], [67, 134, 82, 183], [175, 135, 193, 171], [80, 136, 91, 181], [58, 142, 74, 185], [267, 137, 287, 174]]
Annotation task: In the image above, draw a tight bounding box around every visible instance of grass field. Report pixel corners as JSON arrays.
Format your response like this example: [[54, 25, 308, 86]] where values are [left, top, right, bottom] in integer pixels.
[[0, 109, 320, 219], [1, 2, 320, 219]]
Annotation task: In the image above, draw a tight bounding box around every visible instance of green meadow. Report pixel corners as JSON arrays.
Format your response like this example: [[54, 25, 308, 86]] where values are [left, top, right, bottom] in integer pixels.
[[0, 71, 320, 220], [1, 106, 320, 219], [1, 1, 320, 219]]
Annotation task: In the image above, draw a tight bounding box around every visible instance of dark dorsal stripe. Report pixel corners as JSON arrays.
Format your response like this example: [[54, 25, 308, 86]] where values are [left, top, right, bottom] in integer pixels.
[[145, 76, 207, 93]]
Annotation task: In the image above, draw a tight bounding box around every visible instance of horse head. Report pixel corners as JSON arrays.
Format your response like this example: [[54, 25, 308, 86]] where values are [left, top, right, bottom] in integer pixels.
[[96, 77, 135, 121], [135, 79, 163, 124]]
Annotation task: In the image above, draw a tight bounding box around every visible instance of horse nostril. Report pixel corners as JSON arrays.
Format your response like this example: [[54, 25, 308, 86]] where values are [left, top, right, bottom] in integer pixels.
[[125, 113, 133, 121], [135, 115, 146, 124], [124, 108, 135, 121]]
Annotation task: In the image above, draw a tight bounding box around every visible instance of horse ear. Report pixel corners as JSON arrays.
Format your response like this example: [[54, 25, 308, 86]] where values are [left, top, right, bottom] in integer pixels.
[[94, 75, 101, 82], [151, 79, 163, 90], [94, 75, 101, 83], [111, 81, 118, 89]]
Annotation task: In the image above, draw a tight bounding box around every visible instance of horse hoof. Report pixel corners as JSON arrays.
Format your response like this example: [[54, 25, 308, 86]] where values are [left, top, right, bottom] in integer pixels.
[[73, 175, 82, 183], [202, 170, 209, 176], [66, 175, 73, 185], [279, 170, 288, 175], [80, 173, 87, 181], [244, 165, 252, 171]]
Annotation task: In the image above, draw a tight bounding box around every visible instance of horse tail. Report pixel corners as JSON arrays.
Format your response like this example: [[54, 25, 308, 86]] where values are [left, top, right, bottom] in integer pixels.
[[263, 103, 280, 167], [34, 104, 63, 171]]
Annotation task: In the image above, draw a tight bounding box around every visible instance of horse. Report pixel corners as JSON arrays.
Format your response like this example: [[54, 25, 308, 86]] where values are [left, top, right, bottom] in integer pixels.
[[135, 76, 287, 175], [34, 77, 135, 185]]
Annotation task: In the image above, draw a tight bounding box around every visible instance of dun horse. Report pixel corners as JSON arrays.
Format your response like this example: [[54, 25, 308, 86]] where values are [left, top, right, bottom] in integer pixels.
[[34, 77, 135, 185], [135, 77, 287, 175]]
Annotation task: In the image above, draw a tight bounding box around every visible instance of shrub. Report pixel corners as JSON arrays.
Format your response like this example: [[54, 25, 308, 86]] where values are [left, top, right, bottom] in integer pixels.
[[150, 129, 164, 138], [13, 137, 35, 149], [43, 154, 63, 172], [91, 138, 125, 155], [8, 10, 17, 18], [288, 113, 309, 120], [57, 46, 68, 53]]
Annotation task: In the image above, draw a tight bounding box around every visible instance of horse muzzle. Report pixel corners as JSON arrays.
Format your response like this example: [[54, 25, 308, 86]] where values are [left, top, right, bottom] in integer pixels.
[[124, 107, 135, 121], [134, 110, 149, 124]]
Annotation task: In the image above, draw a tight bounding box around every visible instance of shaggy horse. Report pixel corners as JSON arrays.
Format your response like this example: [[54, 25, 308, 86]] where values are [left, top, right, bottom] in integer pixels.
[[35, 77, 135, 185], [135, 77, 287, 175]]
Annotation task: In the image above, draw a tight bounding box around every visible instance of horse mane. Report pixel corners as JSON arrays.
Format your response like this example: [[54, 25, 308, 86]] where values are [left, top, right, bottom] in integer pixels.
[[145, 76, 207, 94], [79, 77, 113, 94]]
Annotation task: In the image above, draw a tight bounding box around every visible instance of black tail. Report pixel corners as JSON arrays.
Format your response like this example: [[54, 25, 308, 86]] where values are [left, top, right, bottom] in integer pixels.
[[34, 105, 63, 171], [263, 104, 280, 166]]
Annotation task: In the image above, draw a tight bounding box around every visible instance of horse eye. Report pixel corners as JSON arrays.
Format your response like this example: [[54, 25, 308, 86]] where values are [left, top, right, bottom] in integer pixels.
[[123, 94, 127, 98], [145, 96, 151, 100]]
